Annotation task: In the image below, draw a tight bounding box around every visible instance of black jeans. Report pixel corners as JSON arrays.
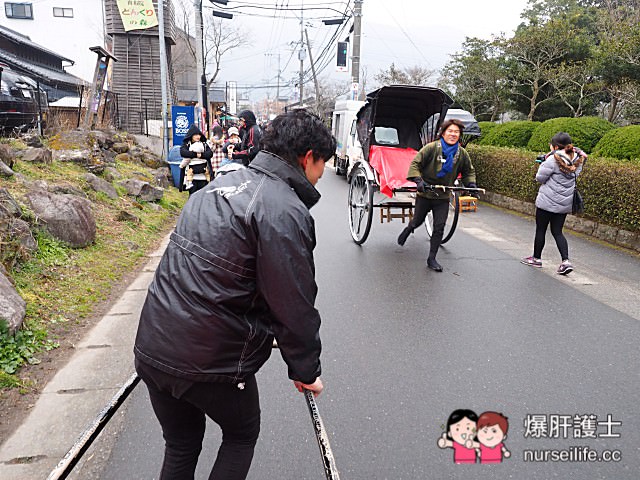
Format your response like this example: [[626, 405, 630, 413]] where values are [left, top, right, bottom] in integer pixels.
[[408, 196, 450, 258], [136, 360, 260, 480], [534, 207, 569, 261]]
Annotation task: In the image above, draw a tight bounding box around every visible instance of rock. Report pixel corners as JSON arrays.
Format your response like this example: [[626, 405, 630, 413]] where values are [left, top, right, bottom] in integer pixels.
[[0, 268, 26, 334], [119, 179, 163, 202], [112, 142, 130, 154], [117, 210, 140, 222], [0, 188, 22, 217], [0, 160, 14, 177], [84, 173, 118, 199], [152, 167, 171, 188], [54, 149, 91, 165], [0, 144, 14, 168], [31, 179, 49, 191], [25, 189, 96, 247], [49, 182, 88, 199], [23, 134, 43, 148], [141, 154, 165, 169], [147, 202, 162, 212], [86, 162, 106, 175], [8, 218, 37, 254], [89, 130, 114, 150], [19, 147, 53, 164], [102, 149, 117, 164], [114, 153, 132, 164], [104, 167, 123, 182], [128, 146, 145, 161], [121, 240, 140, 251]]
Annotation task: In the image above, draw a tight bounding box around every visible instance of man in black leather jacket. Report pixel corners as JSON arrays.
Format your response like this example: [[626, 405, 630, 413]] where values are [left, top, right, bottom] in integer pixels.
[[134, 109, 336, 480]]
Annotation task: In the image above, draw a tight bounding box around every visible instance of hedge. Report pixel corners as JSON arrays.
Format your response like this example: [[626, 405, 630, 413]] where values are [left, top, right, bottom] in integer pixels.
[[468, 144, 640, 232], [527, 117, 616, 154], [478, 121, 498, 141], [479, 121, 540, 148], [592, 125, 640, 163]]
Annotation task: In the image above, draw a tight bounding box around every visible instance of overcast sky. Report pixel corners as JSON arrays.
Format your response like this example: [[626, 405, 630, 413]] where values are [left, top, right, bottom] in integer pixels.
[[205, 0, 531, 102]]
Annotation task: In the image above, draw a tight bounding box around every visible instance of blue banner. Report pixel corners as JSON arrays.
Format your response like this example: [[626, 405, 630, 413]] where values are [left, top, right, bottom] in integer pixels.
[[171, 105, 195, 146]]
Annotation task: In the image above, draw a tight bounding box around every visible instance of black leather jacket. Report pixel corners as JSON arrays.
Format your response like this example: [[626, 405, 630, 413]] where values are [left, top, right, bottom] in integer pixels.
[[134, 151, 322, 384]]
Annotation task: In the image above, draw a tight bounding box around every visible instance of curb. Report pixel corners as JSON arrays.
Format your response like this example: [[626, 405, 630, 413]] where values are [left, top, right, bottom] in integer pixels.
[[482, 191, 640, 254], [0, 234, 169, 480]]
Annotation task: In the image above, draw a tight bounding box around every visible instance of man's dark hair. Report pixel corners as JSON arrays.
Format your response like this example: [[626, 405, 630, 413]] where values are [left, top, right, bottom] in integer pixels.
[[261, 109, 336, 167], [438, 119, 465, 139]]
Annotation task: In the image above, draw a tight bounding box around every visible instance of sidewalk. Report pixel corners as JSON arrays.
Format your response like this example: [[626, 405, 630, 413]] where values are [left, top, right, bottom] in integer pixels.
[[0, 234, 169, 480]]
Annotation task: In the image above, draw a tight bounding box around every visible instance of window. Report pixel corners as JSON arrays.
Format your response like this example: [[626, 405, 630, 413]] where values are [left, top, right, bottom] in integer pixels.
[[373, 127, 399, 146], [4, 2, 32, 19], [53, 7, 72, 18]]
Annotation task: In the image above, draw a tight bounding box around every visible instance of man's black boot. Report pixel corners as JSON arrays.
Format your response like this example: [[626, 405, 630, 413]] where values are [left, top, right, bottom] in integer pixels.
[[397, 226, 413, 246], [427, 257, 443, 272]]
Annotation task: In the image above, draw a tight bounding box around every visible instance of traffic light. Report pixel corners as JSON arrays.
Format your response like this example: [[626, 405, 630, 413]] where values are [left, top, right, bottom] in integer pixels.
[[337, 41, 348, 71]]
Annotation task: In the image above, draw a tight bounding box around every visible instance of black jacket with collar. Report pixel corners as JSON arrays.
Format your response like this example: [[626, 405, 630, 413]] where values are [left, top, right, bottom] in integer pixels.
[[134, 151, 322, 385]]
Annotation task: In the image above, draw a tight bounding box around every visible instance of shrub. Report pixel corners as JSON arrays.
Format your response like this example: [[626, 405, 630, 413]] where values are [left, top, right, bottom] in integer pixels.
[[592, 125, 640, 162], [480, 121, 540, 148], [527, 117, 616, 154], [478, 121, 498, 142], [468, 144, 640, 232]]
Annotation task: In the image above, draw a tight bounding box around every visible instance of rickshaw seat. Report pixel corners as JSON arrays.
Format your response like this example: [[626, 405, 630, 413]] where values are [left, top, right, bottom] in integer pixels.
[[368, 145, 417, 197]]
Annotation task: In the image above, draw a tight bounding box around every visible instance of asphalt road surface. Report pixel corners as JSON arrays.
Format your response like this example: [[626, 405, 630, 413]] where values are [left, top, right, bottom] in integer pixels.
[[85, 167, 640, 480]]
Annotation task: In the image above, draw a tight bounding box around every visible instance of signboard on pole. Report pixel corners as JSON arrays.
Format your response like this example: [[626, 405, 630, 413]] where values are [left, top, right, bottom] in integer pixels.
[[226, 81, 237, 115], [116, 0, 159, 32], [171, 105, 195, 146], [351, 82, 359, 100]]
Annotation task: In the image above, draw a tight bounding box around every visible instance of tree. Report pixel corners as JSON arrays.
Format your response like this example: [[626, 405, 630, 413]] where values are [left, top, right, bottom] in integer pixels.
[[203, 19, 248, 88], [173, 2, 248, 90], [374, 63, 435, 87], [442, 37, 508, 121], [502, 17, 584, 120]]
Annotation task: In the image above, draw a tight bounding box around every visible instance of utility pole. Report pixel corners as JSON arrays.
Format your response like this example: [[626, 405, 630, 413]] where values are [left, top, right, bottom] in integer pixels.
[[298, 1, 305, 106], [158, 0, 170, 157], [305, 28, 320, 114], [352, 0, 363, 98], [194, 0, 206, 130]]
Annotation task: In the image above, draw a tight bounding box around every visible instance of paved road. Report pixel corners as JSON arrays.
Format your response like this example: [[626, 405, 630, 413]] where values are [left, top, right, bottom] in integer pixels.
[[87, 168, 640, 479]]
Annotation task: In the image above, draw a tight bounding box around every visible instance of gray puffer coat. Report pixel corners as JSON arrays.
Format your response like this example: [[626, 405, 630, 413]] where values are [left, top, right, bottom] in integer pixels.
[[535, 152, 585, 214]]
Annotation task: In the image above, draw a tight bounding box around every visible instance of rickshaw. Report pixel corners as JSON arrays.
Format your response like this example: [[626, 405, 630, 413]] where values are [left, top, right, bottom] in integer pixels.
[[347, 85, 482, 245]]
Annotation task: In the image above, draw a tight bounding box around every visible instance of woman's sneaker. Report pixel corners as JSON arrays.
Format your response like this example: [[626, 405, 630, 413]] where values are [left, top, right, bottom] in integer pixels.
[[521, 256, 542, 268], [557, 260, 573, 275]]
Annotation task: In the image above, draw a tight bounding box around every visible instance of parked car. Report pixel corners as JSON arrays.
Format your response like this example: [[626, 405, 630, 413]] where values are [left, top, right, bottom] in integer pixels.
[[0, 67, 48, 132]]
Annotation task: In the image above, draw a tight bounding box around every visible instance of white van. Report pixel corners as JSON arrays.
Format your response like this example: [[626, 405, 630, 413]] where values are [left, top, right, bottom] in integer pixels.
[[331, 98, 365, 176]]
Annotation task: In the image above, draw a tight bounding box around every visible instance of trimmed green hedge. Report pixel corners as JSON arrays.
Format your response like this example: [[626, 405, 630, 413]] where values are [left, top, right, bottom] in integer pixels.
[[478, 121, 498, 141], [593, 125, 640, 162], [480, 121, 540, 148], [468, 144, 640, 232], [527, 117, 616, 154]]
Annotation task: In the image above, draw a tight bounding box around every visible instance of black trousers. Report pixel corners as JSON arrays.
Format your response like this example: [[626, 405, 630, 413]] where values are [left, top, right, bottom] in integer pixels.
[[136, 360, 260, 480], [407, 196, 450, 258], [534, 207, 569, 260]]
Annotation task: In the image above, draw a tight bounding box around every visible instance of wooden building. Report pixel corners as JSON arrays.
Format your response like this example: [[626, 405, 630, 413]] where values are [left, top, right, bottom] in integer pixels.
[[104, 0, 177, 133]]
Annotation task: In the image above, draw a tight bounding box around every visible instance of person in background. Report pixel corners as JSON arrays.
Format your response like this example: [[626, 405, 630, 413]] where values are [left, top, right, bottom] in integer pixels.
[[179, 124, 213, 196], [209, 125, 225, 175], [134, 109, 336, 480], [521, 132, 586, 274], [220, 126, 242, 167], [230, 110, 262, 166], [397, 119, 478, 272]]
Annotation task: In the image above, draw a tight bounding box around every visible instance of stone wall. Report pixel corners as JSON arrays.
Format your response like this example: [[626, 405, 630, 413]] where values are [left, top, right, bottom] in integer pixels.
[[481, 192, 640, 253]]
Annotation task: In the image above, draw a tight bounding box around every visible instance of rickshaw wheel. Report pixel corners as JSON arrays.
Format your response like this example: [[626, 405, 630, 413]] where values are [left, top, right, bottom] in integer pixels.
[[425, 191, 460, 244], [348, 165, 373, 244]]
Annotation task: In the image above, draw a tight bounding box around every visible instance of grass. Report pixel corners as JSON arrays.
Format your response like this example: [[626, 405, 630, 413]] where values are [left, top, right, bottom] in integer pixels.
[[1, 143, 186, 389]]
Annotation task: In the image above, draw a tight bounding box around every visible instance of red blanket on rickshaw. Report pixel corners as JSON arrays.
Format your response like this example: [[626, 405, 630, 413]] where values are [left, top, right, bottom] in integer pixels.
[[368, 145, 417, 197]]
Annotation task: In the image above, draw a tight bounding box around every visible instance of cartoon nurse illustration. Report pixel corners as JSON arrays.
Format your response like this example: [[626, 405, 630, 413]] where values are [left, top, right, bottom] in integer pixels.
[[472, 411, 511, 464], [437, 409, 479, 464]]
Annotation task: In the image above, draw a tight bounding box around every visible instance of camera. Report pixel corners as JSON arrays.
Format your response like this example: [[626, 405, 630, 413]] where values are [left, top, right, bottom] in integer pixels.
[[535, 153, 547, 164]]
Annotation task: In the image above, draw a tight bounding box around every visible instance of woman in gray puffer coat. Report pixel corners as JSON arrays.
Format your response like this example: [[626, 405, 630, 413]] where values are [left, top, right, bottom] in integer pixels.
[[521, 132, 586, 275]]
